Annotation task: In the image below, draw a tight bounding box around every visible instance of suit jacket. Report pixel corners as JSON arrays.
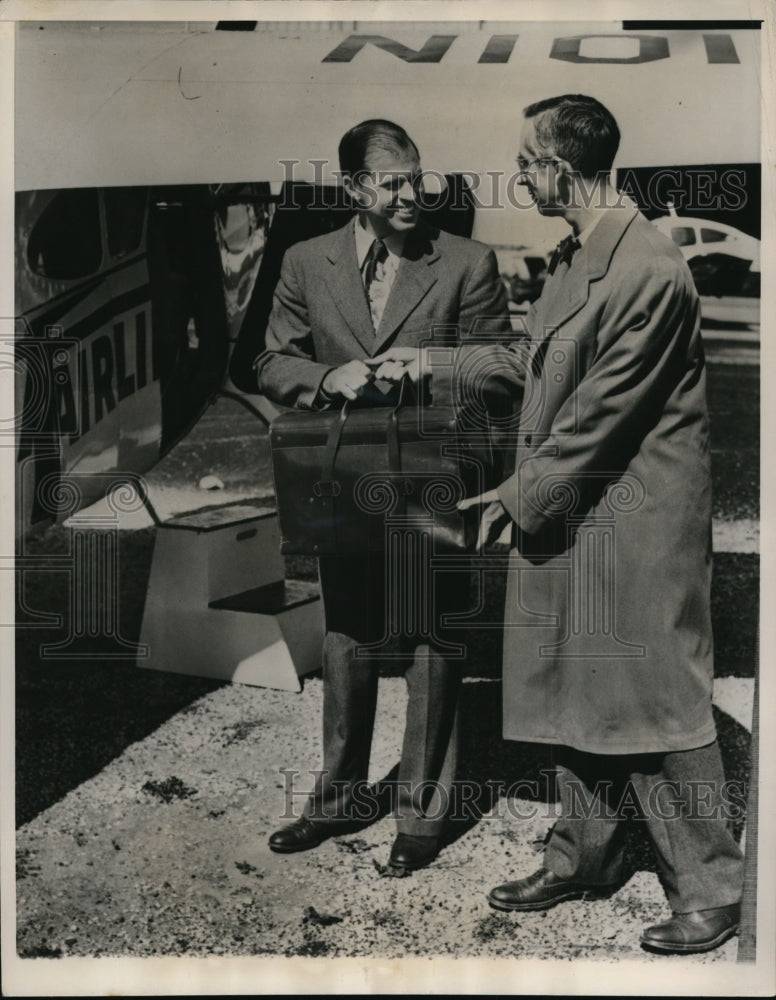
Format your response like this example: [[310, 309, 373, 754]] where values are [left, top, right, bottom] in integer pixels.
[[254, 218, 512, 410], [497, 205, 716, 755]]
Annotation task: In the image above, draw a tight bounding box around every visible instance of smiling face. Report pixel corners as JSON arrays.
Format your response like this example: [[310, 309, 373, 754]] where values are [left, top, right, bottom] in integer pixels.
[[516, 117, 563, 216], [343, 145, 421, 237]]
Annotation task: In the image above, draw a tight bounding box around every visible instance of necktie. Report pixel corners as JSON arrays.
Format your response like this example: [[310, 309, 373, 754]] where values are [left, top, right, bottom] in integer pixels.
[[363, 239, 389, 292], [547, 234, 581, 276], [363, 239, 390, 329]]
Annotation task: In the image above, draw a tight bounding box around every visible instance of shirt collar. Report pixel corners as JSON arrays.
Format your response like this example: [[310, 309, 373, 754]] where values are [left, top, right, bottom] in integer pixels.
[[354, 216, 408, 268]]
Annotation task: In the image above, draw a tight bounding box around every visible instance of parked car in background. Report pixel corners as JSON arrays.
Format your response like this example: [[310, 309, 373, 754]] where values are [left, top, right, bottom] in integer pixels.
[[652, 203, 760, 325]]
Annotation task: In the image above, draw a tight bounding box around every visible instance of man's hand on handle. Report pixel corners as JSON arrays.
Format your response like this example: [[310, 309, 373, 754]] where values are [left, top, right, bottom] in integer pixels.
[[321, 360, 373, 401], [321, 349, 425, 399], [458, 490, 512, 551], [366, 347, 424, 384]]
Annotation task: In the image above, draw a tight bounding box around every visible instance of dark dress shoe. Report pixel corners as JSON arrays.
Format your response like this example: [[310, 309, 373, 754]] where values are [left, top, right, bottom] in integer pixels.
[[268, 817, 329, 854], [640, 903, 740, 954], [388, 834, 440, 873], [488, 867, 618, 912]]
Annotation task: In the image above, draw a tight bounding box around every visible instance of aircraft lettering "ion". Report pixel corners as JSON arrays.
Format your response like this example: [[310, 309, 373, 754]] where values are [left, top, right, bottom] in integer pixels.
[[322, 33, 741, 65]]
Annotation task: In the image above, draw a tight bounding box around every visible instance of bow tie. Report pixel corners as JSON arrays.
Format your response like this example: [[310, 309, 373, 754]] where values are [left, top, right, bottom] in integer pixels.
[[547, 234, 581, 275]]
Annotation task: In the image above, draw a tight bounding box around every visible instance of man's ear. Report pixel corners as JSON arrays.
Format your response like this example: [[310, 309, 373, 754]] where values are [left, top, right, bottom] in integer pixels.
[[343, 171, 371, 208], [342, 172, 358, 203], [552, 158, 578, 205]]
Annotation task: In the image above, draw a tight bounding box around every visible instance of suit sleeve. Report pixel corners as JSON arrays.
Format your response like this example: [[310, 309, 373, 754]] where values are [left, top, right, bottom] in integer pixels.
[[253, 248, 334, 409], [497, 258, 700, 535], [458, 246, 513, 339], [429, 246, 528, 407]]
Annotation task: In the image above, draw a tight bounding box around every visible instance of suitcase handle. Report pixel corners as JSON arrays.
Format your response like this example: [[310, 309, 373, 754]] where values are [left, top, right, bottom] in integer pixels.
[[319, 375, 413, 512]]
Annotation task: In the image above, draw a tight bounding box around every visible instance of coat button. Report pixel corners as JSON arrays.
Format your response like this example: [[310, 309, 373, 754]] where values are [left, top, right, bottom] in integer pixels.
[[524, 434, 532, 447]]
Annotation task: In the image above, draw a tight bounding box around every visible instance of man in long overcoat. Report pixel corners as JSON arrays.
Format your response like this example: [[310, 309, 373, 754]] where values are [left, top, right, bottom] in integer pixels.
[[461, 94, 743, 953]]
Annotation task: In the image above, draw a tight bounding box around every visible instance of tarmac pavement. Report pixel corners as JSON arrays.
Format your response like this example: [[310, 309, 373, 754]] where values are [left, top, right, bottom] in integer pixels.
[[14, 677, 748, 963]]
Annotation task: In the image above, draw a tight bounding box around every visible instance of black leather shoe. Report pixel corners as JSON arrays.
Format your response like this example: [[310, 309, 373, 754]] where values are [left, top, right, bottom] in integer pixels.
[[268, 817, 329, 854], [640, 903, 740, 954], [388, 834, 440, 873], [488, 867, 618, 912]]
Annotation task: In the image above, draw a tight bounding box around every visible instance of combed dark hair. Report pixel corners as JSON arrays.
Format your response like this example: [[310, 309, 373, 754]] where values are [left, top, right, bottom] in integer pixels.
[[523, 95, 620, 178], [338, 119, 419, 176]]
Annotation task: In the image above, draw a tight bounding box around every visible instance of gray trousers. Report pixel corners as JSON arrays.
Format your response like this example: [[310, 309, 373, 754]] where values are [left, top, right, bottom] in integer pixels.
[[304, 555, 463, 836], [543, 742, 744, 912]]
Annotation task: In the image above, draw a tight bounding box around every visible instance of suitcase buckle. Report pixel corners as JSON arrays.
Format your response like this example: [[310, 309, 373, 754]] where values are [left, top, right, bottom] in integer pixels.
[[313, 480, 342, 498]]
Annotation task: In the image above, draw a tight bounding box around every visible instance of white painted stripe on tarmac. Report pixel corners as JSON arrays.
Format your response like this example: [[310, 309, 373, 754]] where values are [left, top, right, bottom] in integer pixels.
[[712, 519, 759, 554], [705, 352, 760, 366], [712, 677, 755, 732], [702, 329, 760, 344]]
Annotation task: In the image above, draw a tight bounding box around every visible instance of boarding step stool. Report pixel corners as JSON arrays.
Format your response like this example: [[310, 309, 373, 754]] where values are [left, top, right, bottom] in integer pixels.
[[139, 503, 322, 691]]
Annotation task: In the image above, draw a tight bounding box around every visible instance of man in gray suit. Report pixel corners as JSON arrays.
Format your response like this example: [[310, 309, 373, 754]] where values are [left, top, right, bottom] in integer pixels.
[[256, 119, 511, 872], [461, 95, 743, 952]]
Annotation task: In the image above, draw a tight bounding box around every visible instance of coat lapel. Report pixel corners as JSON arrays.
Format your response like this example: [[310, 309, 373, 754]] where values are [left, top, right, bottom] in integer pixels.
[[372, 223, 440, 354], [533, 206, 640, 344], [324, 223, 376, 354]]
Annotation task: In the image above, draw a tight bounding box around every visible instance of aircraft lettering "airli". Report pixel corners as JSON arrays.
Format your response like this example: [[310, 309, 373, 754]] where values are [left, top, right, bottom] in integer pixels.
[[322, 33, 740, 64], [56, 307, 153, 442]]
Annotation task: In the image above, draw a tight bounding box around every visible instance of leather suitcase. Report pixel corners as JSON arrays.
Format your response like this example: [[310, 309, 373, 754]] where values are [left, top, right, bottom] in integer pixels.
[[268, 391, 492, 556]]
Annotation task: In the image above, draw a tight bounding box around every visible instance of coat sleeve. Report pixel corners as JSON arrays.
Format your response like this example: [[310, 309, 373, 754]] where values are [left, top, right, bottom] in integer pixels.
[[253, 247, 334, 409], [497, 257, 701, 535], [430, 245, 528, 409]]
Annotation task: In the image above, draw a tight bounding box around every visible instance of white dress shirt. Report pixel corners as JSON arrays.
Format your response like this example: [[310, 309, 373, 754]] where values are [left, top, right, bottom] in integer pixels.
[[354, 218, 406, 329]]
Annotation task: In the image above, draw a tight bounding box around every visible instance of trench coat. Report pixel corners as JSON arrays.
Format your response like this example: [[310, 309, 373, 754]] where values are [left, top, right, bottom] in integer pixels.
[[497, 205, 717, 755]]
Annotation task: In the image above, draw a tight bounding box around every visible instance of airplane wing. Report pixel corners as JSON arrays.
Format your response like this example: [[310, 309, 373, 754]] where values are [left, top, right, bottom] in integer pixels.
[[16, 20, 761, 193]]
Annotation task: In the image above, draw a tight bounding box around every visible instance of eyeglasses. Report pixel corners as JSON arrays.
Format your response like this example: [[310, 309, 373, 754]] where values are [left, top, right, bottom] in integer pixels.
[[515, 154, 556, 174]]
